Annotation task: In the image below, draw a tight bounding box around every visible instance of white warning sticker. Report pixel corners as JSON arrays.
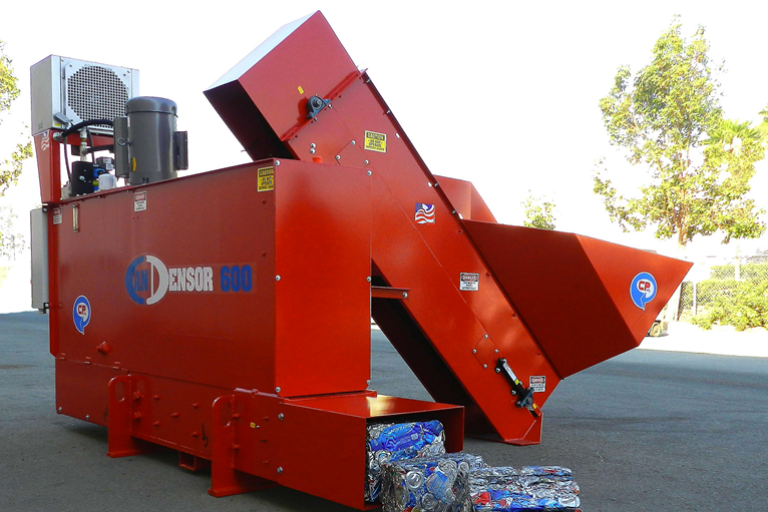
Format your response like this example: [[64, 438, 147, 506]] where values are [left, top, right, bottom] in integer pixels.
[[52, 207, 62, 225], [530, 376, 546, 393], [460, 273, 479, 291], [134, 191, 147, 212]]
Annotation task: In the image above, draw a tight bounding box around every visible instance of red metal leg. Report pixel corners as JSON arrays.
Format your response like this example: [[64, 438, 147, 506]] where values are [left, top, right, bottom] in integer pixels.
[[208, 395, 275, 497], [107, 376, 154, 458], [504, 412, 543, 446]]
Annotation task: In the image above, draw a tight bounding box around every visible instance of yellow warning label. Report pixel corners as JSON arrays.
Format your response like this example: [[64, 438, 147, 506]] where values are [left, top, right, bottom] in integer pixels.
[[364, 130, 387, 153], [250, 422, 256, 429], [298, 85, 304, 94], [258, 166, 275, 192]]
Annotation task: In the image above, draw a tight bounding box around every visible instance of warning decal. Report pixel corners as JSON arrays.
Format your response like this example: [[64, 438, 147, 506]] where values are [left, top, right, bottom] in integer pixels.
[[134, 191, 147, 212], [460, 273, 480, 291], [530, 376, 546, 393], [52, 207, 62, 225], [258, 167, 275, 192], [364, 130, 387, 153]]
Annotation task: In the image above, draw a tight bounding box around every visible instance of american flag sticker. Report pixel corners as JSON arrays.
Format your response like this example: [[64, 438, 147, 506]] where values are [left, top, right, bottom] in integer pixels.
[[415, 203, 435, 224]]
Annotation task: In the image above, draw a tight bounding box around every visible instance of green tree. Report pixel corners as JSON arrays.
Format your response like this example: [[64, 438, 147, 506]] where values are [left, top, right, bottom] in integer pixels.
[[594, 20, 767, 248], [522, 192, 556, 230], [0, 206, 25, 260], [0, 40, 32, 196]]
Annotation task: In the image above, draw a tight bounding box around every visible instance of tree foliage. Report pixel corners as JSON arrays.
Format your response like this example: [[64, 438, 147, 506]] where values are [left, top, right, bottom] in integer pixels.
[[0, 206, 25, 260], [594, 19, 767, 246], [691, 279, 768, 331], [0, 40, 32, 197], [522, 192, 556, 230]]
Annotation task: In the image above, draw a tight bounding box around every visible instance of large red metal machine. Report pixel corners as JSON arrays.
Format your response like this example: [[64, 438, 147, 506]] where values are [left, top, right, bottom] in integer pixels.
[[31, 11, 691, 509]]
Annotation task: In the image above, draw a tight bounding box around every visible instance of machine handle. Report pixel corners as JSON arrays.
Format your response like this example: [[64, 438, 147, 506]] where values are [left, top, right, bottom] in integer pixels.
[[496, 358, 540, 418]]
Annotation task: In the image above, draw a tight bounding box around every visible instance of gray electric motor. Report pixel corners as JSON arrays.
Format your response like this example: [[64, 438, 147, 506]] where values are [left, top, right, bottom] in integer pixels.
[[114, 96, 188, 185]]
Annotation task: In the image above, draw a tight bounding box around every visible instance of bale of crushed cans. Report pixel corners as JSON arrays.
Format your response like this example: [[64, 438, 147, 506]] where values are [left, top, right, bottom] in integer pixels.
[[366, 421, 581, 511], [365, 421, 447, 502], [470, 466, 580, 511], [380, 452, 486, 512]]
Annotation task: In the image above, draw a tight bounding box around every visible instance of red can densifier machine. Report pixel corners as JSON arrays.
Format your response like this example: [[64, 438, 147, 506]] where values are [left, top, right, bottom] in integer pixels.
[[30, 11, 691, 509]]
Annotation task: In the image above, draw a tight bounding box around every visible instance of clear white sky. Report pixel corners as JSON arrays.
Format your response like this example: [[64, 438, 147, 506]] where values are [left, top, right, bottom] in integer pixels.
[[1, 0, 767, 260]]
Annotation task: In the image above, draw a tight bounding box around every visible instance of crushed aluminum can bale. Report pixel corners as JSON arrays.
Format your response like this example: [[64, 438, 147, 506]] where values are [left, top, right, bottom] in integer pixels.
[[519, 466, 572, 478], [381, 452, 486, 512], [470, 466, 580, 511], [365, 421, 446, 502]]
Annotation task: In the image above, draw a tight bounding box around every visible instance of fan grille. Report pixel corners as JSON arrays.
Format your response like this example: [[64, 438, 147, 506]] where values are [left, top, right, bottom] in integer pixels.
[[67, 65, 128, 129]]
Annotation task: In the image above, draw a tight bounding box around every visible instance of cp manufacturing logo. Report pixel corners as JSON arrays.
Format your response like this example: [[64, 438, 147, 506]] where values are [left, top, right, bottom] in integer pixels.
[[73, 296, 91, 334], [630, 272, 657, 310], [415, 203, 435, 224]]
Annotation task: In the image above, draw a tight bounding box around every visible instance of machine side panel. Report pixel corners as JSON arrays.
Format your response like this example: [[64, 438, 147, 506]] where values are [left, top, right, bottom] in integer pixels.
[[53, 164, 277, 392], [278, 404, 367, 509], [274, 161, 372, 397], [31, 207, 49, 310]]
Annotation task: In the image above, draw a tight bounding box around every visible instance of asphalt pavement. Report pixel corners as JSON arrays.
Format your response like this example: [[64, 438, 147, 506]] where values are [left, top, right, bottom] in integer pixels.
[[2, 311, 767, 512]]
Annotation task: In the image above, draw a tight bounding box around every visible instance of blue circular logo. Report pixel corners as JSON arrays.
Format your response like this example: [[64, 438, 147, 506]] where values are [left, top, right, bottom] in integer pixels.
[[73, 296, 91, 334], [630, 272, 657, 311]]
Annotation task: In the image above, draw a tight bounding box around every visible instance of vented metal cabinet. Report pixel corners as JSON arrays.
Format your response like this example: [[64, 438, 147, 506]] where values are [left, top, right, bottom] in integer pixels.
[[30, 56, 139, 136]]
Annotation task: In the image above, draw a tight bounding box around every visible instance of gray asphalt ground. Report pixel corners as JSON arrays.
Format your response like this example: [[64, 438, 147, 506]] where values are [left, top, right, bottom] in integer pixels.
[[1, 311, 767, 512]]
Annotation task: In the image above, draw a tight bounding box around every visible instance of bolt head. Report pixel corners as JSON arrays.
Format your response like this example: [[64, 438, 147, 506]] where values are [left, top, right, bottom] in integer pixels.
[[483, 364, 488, 369], [495, 368, 501, 373], [402, 292, 408, 298], [275, 387, 281, 393], [484, 334, 489, 339], [85, 414, 90, 420], [495, 349, 499, 353], [275, 275, 281, 281], [335, 155, 341, 160], [472, 349, 477, 354], [367, 170, 372, 176], [275, 160, 280, 166], [57, 407, 62, 413], [278, 413, 284, 421], [351, 140, 356, 145], [310, 148, 316, 154], [366, 276, 372, 282], [277, 467, 283, 474], [365, 160, 370, 165], [310, 143, 317, 148], [366, 380, 372, 386]]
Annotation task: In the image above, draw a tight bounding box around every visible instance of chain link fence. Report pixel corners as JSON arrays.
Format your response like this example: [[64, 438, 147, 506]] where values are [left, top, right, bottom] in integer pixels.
[[679, 253, 768, 327]]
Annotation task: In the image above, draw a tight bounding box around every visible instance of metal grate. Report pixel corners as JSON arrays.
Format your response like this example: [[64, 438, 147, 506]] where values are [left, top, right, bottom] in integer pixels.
[[66, 65, 128, 130]]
